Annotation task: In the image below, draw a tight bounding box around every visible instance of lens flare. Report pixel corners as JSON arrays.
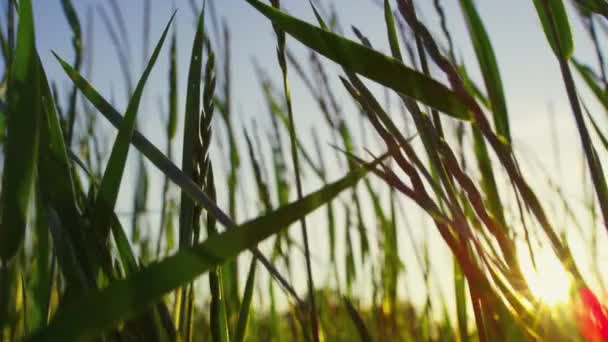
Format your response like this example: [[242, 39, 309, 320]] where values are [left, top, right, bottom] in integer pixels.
[[520, 248, 571, 306]]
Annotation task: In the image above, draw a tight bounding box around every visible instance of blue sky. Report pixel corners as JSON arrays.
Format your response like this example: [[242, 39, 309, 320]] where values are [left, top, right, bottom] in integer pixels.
[[14, 0, 608, 315]]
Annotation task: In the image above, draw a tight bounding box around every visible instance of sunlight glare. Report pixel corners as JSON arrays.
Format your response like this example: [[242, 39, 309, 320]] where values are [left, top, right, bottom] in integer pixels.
[[520, 249, 571, 306]]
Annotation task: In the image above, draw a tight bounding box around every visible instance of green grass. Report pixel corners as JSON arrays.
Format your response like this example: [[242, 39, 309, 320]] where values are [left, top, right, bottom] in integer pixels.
[[1, 0, 608, 341]]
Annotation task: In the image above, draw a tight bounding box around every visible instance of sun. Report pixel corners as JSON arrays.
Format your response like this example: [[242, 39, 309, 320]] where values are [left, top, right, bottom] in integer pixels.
[[520, 248, 572, 306]]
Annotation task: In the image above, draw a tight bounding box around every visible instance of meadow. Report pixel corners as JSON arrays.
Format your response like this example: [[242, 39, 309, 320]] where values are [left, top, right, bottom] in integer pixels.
[[1, 0, 608, 340]]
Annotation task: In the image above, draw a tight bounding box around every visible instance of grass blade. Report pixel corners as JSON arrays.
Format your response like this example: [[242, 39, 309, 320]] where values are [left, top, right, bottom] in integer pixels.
[[234, 259, 256, 342], [59, 12, 175, 242], [29, 158, 378, 341], [0, 0, 40, 263], [459, 0, 511, 143], [572, 59, 608, 114], [245, 0, 469, 120], [531, 0, 573, 59]]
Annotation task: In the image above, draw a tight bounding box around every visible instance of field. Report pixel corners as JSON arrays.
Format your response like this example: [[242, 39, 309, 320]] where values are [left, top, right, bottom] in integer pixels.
[[2, 0, 608, 341]]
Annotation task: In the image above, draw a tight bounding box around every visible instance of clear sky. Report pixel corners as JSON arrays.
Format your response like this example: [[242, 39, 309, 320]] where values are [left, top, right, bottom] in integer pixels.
[[13, 0, 608, 316]]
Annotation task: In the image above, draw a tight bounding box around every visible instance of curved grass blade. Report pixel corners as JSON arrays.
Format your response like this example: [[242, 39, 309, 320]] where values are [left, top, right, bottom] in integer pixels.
[[0, 0, 40, 262], [245, 0, 469, 120], [29, 159, 378, 341], [531, 0, 573, 59], [459, 0, 511, 143], [58, 12, 175, 241]]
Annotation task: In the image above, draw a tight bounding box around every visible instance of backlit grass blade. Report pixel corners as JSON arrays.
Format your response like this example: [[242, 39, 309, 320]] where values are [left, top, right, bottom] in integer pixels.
[[269, 0, 319, 337], [459, 0, 511, 143], [67, 12, 175, 241], [383, 0, 403, 62], [29, 159, 378, 341], [244, 0, 469, 120], [531, 0, 573, 59], [52, 54, 234, 234], [0, 0, 40, 262]]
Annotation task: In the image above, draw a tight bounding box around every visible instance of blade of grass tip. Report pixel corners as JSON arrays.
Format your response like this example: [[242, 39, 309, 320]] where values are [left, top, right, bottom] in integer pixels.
[[532, 0, 573, 60], [270, 1, 319, 340], [0, 0, 40, 263], [81, 12, 175, 244], [29, 157, 380, 341], [459, 0, 511, 144], [384, 0, 403, 62], [245, 0, 469, 120], [572, 58, 608, 113], [60, 0, 83, 146]]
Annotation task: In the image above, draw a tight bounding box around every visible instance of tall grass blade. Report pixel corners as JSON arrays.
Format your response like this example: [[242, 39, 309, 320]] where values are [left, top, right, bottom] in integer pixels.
[[532, 0, 574, 59], [234, 259, 256, 342], [0, 0, 40, 263], [244, 0, 469, 120], [459, 0, 511, 143], [71, 12, 175, 241], [177, 5, 206, 334]]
